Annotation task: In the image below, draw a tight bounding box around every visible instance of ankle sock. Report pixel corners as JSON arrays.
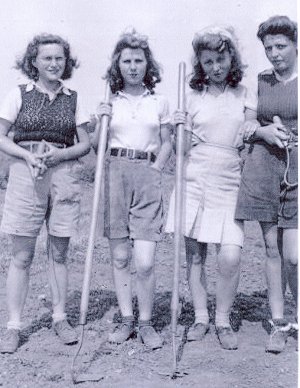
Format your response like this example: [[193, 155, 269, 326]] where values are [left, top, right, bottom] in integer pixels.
[[138, 319, 152, 327], [52, 313, 67, 323], [122, 315, 134, 324], [272, 318, 288, 327], [194, 309, 209, 325], [7, 320, 22, 330], [215, 310, 230, 328]]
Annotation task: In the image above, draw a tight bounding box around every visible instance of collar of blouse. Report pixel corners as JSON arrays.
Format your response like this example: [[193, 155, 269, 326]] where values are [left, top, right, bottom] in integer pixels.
[[25, 81, 71, 96]]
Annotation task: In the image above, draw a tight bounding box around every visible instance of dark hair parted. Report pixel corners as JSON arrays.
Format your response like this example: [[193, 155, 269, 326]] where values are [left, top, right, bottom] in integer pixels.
[[189, 32, 245, 92], [16, 34, 78, 81], [105, 30, 162, 94], [257, 15, 297, 43]]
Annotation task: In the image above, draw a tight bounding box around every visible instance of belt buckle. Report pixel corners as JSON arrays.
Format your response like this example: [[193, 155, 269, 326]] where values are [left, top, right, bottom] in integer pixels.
[[126, 148, 136, 159]]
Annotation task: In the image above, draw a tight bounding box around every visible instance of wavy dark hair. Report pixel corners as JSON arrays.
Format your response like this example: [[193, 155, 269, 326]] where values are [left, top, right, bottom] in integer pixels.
[[189, 31, 245, 92], [16, 33, 78, 81], [257, 15, 297, 43], [105, 30, 161, 94]]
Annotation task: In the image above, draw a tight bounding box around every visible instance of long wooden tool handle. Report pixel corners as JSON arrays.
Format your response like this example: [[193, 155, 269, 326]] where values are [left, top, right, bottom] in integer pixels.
[[79, 82, 110, 325], [171, 62, 186, 335]]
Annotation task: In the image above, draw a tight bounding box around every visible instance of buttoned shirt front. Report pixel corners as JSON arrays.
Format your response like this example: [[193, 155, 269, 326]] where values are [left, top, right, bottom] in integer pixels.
[[109, 89, 170, 154]]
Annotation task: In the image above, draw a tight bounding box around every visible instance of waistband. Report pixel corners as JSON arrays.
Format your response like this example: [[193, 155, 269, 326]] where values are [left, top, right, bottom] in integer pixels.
[[192, 141, 239, 154], [110, 148, 156, 163], [18, 141, 68, 152]]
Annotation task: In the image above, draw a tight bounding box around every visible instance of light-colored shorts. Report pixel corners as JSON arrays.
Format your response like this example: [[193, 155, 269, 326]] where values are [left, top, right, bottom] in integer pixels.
[[104, 156, 163, 241], [1, 158, 82, 237]]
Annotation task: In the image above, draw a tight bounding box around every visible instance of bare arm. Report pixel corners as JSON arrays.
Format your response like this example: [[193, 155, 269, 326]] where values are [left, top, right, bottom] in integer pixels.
[[151, 124, 172, 171], [42, 124, 91, 167], [172, 110, 193, 155], [0, 118, 42, 167], [243, 108, 289, 148]]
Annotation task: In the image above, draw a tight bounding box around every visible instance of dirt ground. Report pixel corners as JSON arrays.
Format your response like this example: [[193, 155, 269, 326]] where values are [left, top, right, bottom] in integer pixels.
[[0, 154, 298, 388]]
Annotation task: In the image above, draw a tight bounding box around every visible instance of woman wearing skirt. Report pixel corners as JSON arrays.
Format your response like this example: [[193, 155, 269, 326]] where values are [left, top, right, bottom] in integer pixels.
[[166, 25, 256, 350]]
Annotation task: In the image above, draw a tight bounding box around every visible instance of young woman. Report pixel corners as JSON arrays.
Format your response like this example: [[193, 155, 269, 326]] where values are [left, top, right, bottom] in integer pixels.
[[166, 26, 255, 350], [93, 30, 172, 350], [0, 34, 90, 353], [235, 15, 298, 353]]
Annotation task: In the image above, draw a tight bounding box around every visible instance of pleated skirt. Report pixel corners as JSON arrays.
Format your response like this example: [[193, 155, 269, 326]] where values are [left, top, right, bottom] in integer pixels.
[[165, 142, 244, 246]]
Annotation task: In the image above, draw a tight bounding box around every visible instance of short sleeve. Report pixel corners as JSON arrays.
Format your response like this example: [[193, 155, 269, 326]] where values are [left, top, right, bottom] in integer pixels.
[[75, 94, 90, 126], [0, 87, 22, 123], [158, 95, 170, 125], [245, 83, 258, 112]]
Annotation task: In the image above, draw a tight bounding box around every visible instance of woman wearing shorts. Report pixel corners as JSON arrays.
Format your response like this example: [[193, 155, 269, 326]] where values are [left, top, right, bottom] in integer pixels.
[[93, 30, 172, 350], [166, 26, 255, 350], [235, 15, 298, 353], [0, 34, 90, 353]]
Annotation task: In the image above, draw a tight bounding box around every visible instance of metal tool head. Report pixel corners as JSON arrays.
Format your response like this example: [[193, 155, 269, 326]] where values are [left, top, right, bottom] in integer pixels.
[[158, 369, 189, 379], [72, 372, 104, 385]]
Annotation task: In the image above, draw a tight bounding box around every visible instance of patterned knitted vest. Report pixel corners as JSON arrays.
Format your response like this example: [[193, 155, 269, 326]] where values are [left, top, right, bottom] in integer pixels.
[[13, 84, 78, 146]]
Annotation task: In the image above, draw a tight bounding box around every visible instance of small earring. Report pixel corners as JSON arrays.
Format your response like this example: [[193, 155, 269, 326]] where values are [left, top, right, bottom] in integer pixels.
[[205, 74, 210, 81]]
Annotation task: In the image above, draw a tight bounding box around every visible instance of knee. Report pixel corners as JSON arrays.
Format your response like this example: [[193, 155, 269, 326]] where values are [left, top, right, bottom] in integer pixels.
[[265, 243, 280, 261], [113, 256, 131, 270], [52, 251, 67, 264], [48, 237, 69, 264], [136, 262, 154, 279], [12, 253, 34, 270], [285, 255, 298, 266], [218, 253, 240, 277], [187, 253, 203, 266], [283, 246, 298, 266], [289, 257, 298, 266]]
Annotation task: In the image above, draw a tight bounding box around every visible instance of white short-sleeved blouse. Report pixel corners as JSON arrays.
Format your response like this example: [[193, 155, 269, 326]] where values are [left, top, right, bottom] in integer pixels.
[[109, 89, 170, 154], [186, 84, 256, 150]]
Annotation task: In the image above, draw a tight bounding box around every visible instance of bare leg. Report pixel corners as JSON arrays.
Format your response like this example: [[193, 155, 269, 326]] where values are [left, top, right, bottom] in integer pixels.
[[133, 239, 156, 321], [277, 228, 287, 297], [133, 239, 162, 349], [47, 235, 78, 344], [260, 222, 284, 319], [7, 236, 36, 326], [185, 237, 208, 321], [215, 244, 241, 325], [109, 238, 133, 317], [282, 228, 298, 306], [214, 244, 241, 350], [47, 235, 70, 318]]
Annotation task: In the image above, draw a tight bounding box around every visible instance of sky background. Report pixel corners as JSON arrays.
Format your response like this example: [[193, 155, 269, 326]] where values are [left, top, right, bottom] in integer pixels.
[[0, 0, 297, 113]]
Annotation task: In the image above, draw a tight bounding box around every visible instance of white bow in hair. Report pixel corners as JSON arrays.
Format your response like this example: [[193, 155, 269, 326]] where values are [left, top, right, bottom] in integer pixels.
[[192, 25, 239, 49], [120, 27, 149, 48]]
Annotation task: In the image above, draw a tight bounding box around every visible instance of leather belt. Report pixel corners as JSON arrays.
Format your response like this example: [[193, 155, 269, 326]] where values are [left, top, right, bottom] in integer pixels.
[[110, 148, 156, 163]]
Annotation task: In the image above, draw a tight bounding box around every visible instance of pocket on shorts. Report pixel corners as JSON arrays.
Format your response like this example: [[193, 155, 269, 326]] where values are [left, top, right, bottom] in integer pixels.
[[53, 161, 81, 203], [148, 165, 162, 180], [68, 159, 84, 181]]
